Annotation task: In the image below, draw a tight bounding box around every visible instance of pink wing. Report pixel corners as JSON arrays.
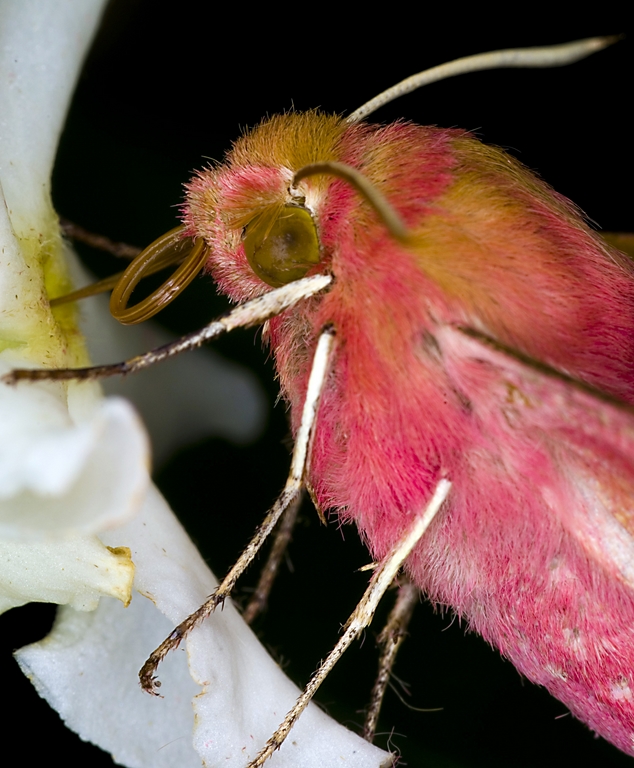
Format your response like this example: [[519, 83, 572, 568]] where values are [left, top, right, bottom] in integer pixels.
[[439, 323, 634, 582], [415, 324, 634, 753]]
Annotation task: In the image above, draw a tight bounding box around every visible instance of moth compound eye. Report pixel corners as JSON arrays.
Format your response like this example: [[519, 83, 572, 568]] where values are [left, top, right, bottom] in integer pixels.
[[243, 205, 320, 287]]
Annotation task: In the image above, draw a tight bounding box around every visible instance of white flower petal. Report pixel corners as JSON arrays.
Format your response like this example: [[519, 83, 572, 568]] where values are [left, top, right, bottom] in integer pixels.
[[0, 0, 105, 372], [0, 536, 133, 613], [18, 484, 390, 768], [17, 596, 201, 768], [190, 606, 391, 768], [0, 372, 149, 538], [0, 0, 106, 230], [0, 186, 56, 360], [0, 0, 147, 625]]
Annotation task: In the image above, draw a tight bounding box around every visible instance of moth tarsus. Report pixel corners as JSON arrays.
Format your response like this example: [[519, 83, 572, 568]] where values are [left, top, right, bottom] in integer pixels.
[[363, 577, 420, 742]]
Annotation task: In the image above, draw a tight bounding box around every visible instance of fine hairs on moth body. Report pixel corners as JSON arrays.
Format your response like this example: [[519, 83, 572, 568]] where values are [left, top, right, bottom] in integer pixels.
[[8, 24, 623, 768]]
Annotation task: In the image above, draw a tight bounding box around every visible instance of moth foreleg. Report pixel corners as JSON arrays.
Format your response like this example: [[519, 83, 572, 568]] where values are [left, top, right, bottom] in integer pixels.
[[139, 327, 337, 695], [3, 274, 333, 384]]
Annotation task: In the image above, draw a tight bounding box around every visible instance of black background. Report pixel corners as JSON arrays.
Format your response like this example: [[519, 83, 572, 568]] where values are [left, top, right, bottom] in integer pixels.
[[1, 2, 633, 767]]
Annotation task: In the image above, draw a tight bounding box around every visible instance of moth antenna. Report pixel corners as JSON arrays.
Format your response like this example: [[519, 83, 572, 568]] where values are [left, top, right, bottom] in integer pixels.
[[139, 328, 337, 695], [109, 226, 208, 324], [362, 577, 420, 742], [293, 162, 408, 241], [247, 479, 452, 767], [348, 36, 619, 123], [242, 490, 304, 625], [3, 274, 333, 384]]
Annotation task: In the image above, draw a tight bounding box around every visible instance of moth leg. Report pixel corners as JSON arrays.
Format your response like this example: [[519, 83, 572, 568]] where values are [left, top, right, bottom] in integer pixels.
[[59, 218, 141, 259], [247, 478, 452, 768], [139, 328, 337, 695], [47, 220, 142, 307], [2, 273, 332, 384], [362, 577, 419, 742], [242, 490, 304, 625]]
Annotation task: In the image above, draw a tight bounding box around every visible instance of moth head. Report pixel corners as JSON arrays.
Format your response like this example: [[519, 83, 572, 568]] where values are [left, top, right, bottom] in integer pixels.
[[100, 37, 612, 326], [106, 127, 411, 324], [180, 112, 347, 304]]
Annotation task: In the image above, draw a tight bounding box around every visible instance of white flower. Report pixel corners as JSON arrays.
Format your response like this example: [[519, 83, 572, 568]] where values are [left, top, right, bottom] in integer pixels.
[[0, 0, 143, 614], [0, 1, 390, 766]]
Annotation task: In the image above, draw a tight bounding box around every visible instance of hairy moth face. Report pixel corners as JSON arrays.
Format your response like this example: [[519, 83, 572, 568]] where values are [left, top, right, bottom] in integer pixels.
[[5, 5, 632, 768]]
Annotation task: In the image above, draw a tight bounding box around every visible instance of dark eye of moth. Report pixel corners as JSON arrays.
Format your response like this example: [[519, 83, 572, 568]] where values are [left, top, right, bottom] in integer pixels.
[[243, 205, 320, 287]]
